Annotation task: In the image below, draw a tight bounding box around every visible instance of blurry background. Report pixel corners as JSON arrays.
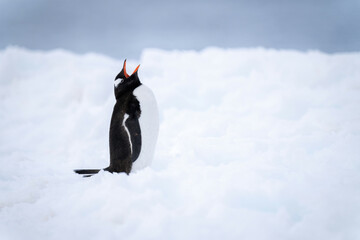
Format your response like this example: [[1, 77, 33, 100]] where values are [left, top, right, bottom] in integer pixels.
[[1, 0, 360, 58]]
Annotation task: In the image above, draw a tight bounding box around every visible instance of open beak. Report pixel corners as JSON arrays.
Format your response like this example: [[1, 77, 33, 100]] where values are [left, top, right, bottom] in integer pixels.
[[123, 60, 140, 77]]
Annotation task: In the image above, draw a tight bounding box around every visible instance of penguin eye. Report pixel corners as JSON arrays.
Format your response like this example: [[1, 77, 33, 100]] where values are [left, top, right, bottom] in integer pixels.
[[114, 78, 124, 87]]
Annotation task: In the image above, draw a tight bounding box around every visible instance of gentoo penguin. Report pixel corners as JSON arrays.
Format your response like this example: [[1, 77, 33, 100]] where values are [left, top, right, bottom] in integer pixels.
[[74, 60, 159, 177]]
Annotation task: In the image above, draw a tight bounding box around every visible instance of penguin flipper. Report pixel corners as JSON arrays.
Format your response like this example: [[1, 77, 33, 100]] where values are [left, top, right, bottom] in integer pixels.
[[125, 116, 142, 162]]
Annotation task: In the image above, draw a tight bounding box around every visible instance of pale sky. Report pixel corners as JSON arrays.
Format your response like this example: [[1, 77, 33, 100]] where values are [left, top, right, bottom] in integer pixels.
[[1, 0, 359, 58]]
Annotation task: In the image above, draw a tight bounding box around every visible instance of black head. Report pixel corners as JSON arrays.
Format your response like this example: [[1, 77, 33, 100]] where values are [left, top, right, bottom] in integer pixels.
[[114, 59, 142, 99]]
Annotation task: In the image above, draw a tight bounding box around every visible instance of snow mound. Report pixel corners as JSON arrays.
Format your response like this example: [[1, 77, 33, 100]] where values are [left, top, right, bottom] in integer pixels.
[[1, 46, 360, 239]]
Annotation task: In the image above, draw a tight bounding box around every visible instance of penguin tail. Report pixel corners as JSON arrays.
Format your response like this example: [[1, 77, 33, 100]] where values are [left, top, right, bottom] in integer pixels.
[[74, 169, 101, 177]]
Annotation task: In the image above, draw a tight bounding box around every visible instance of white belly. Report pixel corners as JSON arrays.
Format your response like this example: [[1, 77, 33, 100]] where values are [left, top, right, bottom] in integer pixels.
[[132, 84, 159, 172]]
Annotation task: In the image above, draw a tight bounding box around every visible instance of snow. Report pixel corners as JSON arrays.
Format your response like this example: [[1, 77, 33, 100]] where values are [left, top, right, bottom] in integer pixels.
[[1, 46, 360, 239]]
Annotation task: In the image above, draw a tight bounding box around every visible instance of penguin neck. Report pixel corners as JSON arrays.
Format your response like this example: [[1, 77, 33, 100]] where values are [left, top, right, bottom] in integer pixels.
[[116, 90, 132, 103], [115, 82, 142, 101]]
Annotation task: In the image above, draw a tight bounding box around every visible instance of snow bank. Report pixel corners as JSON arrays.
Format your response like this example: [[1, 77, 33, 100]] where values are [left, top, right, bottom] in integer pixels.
[[1, 46, 360, 239]]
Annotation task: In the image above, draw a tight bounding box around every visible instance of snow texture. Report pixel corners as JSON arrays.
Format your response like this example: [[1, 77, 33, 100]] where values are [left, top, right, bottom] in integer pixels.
[[0, 46, 360, 240]]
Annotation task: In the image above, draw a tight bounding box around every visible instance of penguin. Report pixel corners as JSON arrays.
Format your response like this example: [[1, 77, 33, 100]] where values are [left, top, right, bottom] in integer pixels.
[[74, 60, 159, 177]]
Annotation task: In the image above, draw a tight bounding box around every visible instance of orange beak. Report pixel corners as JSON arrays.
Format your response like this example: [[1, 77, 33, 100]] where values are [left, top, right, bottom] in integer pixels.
[[123, 60, 140, 78], [132, 64, 140, 75], [123, 59, 130, 78]]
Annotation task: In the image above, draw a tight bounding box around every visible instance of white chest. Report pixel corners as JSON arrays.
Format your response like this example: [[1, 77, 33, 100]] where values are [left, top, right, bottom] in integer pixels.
[[131, 84, 159, 172]]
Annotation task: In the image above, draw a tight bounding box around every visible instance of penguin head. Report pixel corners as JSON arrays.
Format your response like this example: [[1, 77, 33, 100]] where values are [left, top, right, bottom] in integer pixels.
[[114, 59, 141, 98]]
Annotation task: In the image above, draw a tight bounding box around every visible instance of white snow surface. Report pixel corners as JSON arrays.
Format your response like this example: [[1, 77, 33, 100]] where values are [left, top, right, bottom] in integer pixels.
[[0, 46, 360, 239], [132, 84, 159, 172]]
